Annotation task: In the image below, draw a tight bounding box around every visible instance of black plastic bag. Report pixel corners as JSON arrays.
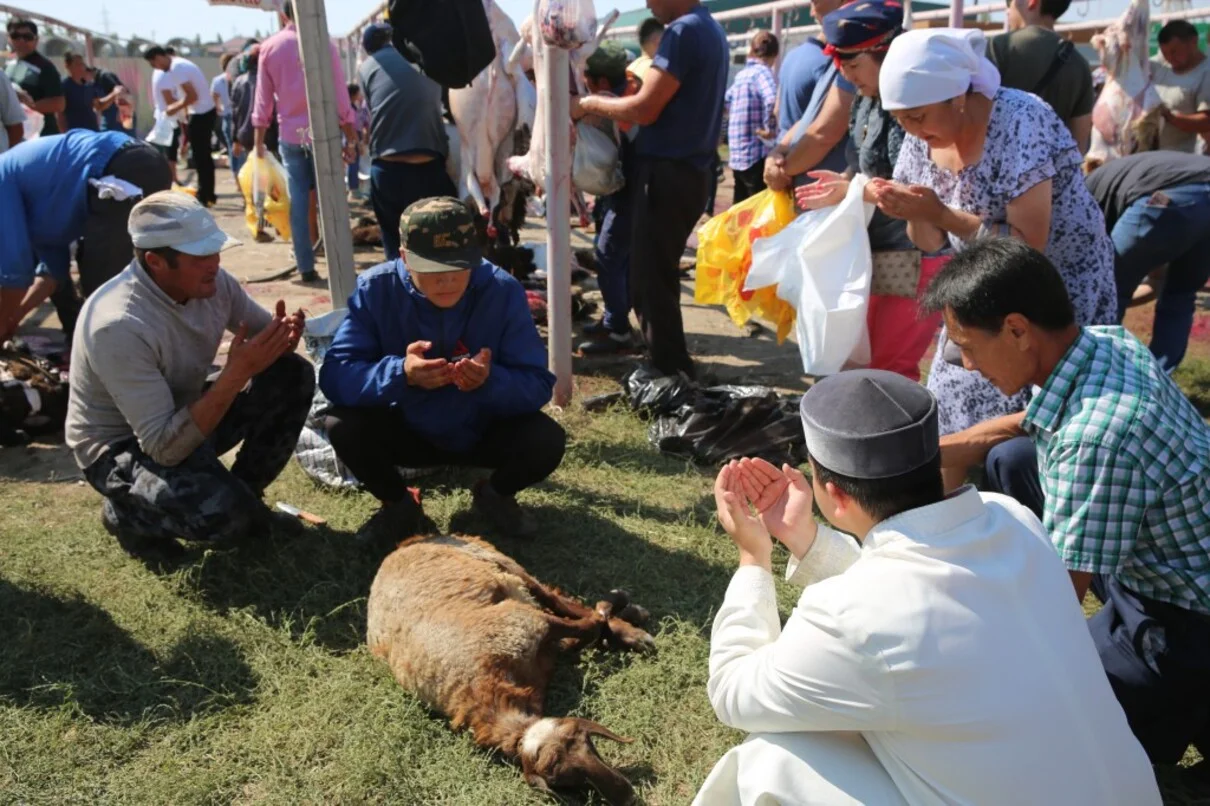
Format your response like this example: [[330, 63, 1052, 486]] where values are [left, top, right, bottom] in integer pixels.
[[621, 366, 806, 467], [651, 387, 806, 467], [622, 366, 695, 416]]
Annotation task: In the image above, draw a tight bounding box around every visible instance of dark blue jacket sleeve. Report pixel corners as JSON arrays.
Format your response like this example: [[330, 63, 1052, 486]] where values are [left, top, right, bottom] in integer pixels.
[[319, 280, 414, 408], [477, 281, 555, 418]]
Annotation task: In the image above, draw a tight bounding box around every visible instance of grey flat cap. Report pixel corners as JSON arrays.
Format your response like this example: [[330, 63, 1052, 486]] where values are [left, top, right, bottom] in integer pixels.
[[800, 369, 939, 479], [129, 191, 240, 256]]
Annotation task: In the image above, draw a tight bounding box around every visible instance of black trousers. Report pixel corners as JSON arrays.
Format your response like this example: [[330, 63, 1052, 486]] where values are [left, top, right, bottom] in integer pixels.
[[77, 141, 174, 296], [985, 434, 1210, 763], [370, 157, 459, 262], [188, 109, 218, 205], [630, 158, 709, 378], [324, 407, 566, 503], [83, 354, 314, 544], [731, 163, 766, 207]]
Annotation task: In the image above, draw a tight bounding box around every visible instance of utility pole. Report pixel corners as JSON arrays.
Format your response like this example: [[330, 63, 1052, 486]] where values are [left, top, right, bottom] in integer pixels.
[[291, 0, 358, 309], [544, 46, 573, 407]]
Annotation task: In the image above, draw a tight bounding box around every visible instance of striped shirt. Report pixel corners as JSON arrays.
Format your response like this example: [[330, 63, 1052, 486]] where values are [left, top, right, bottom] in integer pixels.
[[725, 59, 777, 171], [1022, 326, 1210, 613]]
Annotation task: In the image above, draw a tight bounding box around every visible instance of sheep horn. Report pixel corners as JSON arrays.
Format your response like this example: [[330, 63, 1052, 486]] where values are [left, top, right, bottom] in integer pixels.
[[578, 718, 634, 744]]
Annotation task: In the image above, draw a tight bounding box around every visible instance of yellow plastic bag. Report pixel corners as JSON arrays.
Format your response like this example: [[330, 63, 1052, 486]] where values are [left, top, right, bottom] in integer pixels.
[[238, 152, 292, 241], [695, 188, 798, 343]]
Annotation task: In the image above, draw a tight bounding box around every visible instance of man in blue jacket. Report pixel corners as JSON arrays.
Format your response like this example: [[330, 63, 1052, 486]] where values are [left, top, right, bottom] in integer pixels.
[[320, 197, 566, 542]]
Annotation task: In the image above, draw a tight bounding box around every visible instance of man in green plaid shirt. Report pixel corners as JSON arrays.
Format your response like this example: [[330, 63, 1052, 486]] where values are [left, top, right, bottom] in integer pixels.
[[923, 238, 1210, 767]]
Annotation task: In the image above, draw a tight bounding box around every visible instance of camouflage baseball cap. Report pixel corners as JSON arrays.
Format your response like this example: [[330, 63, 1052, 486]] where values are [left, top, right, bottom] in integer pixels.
[[400, 197, 483, 274]]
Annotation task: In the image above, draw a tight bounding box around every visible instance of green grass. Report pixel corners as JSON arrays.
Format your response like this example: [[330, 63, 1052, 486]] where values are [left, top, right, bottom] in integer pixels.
[[5, 360, 1210, 804], [0, 402, 815, 805]]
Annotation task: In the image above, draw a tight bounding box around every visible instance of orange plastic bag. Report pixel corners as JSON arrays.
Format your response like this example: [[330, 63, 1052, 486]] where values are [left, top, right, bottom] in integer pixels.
[[695, 188, 798, 343]]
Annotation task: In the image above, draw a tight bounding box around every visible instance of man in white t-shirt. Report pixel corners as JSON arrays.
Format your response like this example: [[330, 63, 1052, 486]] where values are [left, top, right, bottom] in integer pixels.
[[0, 69, 26, 153], [144, 45, 218, 206], [1152, 20, 1210, 153], [150, 64, 182, 181]]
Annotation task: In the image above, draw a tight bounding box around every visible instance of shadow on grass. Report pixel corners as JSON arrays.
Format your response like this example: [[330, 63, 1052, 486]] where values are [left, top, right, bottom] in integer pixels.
[[567, 438, 706, 479], [0, 579, 257, 724], [185, 524, 382, 654]]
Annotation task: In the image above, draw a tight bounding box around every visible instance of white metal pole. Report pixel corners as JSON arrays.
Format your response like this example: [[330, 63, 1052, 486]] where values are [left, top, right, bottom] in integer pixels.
[[949, 0, 964, 27], [904, 0, 913, 29], [544, 47, 573, 407], [292, 0, 357, 308]]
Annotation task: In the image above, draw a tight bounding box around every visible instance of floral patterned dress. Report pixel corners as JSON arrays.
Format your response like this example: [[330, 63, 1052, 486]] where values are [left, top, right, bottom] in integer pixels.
[[893, 88, 1117, 434]]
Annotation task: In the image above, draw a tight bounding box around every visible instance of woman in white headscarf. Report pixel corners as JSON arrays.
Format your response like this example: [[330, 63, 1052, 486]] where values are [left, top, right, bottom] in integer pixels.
[[870, 28, 1117, 436]]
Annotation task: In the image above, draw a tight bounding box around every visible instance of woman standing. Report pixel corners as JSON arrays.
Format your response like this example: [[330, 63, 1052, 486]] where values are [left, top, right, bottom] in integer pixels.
[[872, 28, 1116, 434], [797, 0, 946, 382]]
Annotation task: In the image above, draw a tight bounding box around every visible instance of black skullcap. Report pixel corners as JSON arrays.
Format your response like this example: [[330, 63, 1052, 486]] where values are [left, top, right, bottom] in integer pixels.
[[800, 369, 939, 479]]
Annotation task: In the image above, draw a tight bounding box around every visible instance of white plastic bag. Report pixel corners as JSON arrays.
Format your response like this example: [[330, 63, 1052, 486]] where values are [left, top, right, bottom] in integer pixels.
[[145, 113, 177, 147], [747, 176, 875, 375], [539, 0, 597, 49], [572, 121, 623, 196], [22, 110, 44, 141]]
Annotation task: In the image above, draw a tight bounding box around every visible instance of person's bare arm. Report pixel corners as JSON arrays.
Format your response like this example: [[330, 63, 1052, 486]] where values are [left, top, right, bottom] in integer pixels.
[[167, 81, 198, 117], [56, 112, 67, 134], [1067, 114, 1092, 154], [1162, 108, 1210, 134], [940, 411, 1027, 475], [575, 66, 681, 127], [1004, 180, 1052, 252], [30, 95, 65, 115], [780, 85, 854, 176], [160, 89, 177, 112]]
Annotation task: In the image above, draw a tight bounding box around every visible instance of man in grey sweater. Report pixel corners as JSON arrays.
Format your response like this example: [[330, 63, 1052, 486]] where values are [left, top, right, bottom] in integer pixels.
[[65, 192, 315, 564], [359, 22, 456, 261]]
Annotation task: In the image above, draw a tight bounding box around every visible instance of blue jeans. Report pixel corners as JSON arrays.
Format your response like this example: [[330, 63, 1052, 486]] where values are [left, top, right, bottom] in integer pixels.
[[1111, 183, 1210, 372], [592, 192, 632, 334], [346, 148, 361, 192], [279, 142, 317, 276]]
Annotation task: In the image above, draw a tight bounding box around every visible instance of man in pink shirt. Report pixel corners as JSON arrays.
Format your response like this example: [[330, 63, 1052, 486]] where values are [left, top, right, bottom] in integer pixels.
[[252, 1, 357, 282]]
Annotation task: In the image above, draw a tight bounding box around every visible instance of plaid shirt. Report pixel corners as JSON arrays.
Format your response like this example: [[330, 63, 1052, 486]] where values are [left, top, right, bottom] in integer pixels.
[[1022, 326, 1210, 614], [725, 60, 777, 171]]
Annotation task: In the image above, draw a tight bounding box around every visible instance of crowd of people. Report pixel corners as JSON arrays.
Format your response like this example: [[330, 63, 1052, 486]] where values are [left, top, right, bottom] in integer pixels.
[[3, 0, 1210, 801]]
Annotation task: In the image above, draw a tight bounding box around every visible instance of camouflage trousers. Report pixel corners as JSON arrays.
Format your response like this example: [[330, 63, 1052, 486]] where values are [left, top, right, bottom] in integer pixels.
[[83, 354, 315, 545]]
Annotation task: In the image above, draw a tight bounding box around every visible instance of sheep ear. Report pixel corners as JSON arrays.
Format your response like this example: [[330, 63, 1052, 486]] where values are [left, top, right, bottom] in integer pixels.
[[578, 719, 633, 744]]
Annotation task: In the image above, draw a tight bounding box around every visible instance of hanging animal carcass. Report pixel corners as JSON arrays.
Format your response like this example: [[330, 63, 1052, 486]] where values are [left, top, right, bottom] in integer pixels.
[[448, 0, 539, 241], [1085, 0, 1163, 172], [505, 2, 620, 227]]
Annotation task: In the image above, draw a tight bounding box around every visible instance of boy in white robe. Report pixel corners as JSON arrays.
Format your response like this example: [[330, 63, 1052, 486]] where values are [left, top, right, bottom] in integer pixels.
[[696, 369, 1159, 806]]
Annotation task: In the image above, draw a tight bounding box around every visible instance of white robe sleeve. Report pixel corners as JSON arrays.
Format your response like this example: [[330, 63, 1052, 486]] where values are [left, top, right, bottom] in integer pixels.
[[785, 525, 862, 588], [707, 565, 895, 734]]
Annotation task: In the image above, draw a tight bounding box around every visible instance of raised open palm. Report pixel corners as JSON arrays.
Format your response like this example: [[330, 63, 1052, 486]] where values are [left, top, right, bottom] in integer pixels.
[[736, 458, 818, 555]]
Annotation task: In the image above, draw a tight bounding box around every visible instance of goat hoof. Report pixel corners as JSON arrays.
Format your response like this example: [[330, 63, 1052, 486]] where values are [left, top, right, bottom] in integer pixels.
[[605, 588, 631, 611], [617, 603, 650, 627]]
